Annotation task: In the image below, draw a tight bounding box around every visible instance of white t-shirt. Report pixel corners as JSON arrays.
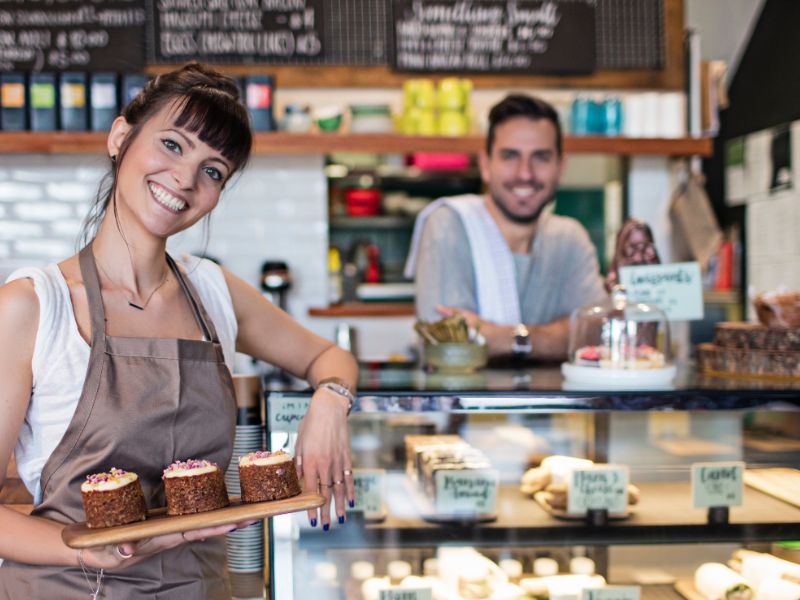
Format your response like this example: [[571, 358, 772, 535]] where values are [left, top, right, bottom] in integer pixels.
[[5, 256, 238, 504]]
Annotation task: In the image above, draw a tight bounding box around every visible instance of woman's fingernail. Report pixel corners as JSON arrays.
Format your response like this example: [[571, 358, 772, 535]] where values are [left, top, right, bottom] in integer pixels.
[[229, 527, 237, 532], [323, 523, 329, 531], [310, 518, 317, 528], [338, 515, 345, 524], [348, 500, 355, 508]]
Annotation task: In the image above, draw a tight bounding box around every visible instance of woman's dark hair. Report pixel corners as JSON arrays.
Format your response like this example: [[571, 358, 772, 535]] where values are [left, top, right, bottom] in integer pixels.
[[486, 94, 562, 156], [80, 62, 253, 247]]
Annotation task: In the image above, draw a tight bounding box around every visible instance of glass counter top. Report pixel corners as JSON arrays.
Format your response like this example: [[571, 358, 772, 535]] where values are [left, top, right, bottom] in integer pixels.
[[341, 363, 800, 412]]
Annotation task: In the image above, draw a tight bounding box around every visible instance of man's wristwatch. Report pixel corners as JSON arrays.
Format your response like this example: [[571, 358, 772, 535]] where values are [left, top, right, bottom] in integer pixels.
[[511, 323, 532, 357], [317, 377, 355, 415]]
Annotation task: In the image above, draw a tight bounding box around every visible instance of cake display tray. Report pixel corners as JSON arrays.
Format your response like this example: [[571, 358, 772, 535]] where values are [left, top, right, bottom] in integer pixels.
[[561, 362, 677, 389], [62, 491, 324, 549], [533, 491, 633, 521]]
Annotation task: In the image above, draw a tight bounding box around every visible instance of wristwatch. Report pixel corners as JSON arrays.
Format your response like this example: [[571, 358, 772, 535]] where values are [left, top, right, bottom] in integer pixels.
[[511, 323, 532, 357], [317, 377, 355, 415]]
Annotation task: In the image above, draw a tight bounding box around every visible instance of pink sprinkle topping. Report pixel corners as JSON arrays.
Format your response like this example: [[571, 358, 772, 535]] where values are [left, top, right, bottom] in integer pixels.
[[247, 450, 289, 460], [162, 459, 216, 479], [85, 467, 129, 484]]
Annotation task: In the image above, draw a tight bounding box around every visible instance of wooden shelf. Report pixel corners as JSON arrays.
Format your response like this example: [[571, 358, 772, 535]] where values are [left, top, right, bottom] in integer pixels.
[[308, 302, 414, 317], [703, 290, 742, 305], [0, 132, 714, 157]]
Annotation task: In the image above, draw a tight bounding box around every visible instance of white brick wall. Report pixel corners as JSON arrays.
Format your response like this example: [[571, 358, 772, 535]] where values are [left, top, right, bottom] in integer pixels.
[[0, 154, 329, 335]]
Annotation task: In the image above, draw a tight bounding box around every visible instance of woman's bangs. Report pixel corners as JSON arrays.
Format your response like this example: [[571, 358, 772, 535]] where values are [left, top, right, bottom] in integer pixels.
[[171, 90, 252, 172]]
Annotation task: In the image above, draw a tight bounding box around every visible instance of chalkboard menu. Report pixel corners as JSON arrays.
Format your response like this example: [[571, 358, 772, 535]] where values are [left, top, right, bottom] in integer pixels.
[[0, 0, 146, 72], [148, 0, 325, 64], [391, 0, 597, 74]]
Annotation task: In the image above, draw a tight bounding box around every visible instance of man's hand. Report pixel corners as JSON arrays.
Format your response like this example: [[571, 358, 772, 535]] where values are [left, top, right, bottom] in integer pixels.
[[435, 305, 571, 360], [435, 305, 508, 354]]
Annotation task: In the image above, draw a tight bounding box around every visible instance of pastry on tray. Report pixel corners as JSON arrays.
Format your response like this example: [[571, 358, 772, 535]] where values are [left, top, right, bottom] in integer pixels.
[[162, 459, 229, 516], [81, 467, 147, 528], [238, 450, 301, 503]]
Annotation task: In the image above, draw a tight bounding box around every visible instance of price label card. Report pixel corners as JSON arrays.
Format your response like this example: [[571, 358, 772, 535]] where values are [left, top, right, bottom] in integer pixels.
[[619, 262, 703, 321], [267, 395, 310, 433], [380, 588, 432, 600], [691, 462, 744, 507], [434, 469, 497, 515], [568, 465, 629, 515], [582, 586, 641, 600], [350, 469, 385, 514]]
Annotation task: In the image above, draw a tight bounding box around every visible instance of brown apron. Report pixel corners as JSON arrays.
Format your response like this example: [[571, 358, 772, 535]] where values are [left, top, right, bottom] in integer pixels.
[[0, 245, 237, 599]]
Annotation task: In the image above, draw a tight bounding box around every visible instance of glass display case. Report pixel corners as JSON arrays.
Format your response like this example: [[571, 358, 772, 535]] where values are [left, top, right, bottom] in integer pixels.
[[266, 365, 800, 600]]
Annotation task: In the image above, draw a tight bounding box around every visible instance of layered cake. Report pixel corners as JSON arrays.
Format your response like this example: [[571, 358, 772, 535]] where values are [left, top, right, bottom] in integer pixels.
[[575, 344, 665, 369], [162, 459, 229, 515], [238, 450, 301, 503], [80, 467, 147, 528], [697, 321, 800, 380]]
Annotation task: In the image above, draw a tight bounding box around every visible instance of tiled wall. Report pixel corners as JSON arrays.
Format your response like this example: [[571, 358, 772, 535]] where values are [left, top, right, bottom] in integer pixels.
[[0, 154, 334, 343]]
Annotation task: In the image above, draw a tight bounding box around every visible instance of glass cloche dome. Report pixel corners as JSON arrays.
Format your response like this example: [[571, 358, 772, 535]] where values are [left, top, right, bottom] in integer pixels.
[[562, 286, 676, 388]]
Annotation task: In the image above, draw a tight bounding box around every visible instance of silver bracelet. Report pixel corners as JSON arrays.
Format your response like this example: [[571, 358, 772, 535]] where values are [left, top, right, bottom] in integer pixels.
[[317, 377, 355, 415]]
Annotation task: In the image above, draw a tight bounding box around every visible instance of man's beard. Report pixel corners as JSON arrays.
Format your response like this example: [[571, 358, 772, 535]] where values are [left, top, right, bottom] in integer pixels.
[[489, 188, 555, 225]]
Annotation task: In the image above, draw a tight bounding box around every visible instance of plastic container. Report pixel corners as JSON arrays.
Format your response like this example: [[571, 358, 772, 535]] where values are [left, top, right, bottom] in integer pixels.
[[350, 104, 394, 133]]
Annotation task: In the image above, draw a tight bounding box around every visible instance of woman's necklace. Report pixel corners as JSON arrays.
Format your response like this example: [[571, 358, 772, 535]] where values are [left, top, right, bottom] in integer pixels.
[[96, 259, 169, 311], [78, 549, 104, 599]]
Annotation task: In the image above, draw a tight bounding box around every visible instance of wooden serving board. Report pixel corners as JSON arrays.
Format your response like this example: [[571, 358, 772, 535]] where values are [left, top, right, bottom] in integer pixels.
[[62, 492, 323, 549], [744, 468, 800, 509]]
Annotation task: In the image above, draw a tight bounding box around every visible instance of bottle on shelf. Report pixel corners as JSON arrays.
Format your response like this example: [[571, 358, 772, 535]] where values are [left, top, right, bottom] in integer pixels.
[[328, 246, 344, 304]]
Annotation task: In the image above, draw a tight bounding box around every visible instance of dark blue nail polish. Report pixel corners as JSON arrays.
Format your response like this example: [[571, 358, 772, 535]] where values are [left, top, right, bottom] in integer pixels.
[[323, 523, 329, 531], [348, 500, 355, 508], [338, 515, 345, 524], [310, 518, 317, 527]]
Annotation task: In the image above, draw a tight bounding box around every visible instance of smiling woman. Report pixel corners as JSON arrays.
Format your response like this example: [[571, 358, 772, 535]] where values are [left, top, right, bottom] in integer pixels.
[[0, 63, 358, 599]]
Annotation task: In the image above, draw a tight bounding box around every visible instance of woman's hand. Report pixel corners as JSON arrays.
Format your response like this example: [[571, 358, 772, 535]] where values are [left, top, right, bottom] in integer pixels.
[[294, 387, 354, 530], [77, 519, 259, 570]]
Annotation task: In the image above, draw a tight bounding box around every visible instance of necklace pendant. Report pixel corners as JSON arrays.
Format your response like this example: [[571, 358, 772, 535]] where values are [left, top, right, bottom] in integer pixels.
[[128, 301, 144, 310]]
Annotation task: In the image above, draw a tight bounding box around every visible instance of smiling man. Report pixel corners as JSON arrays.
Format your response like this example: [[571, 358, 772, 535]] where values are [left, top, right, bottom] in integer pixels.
[[406, 94, 606, 361]]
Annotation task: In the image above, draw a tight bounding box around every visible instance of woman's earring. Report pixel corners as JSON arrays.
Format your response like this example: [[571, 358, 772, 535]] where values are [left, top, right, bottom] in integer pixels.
[[110, 155, 117, 163]]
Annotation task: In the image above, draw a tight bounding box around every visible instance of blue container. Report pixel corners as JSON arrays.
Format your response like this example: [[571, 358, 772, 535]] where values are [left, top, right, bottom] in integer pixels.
[[570, 97, 590, 136], [59, 72, 88, 131], [587, 99, 606, 135], [604, 98, 623, 136], [1, 73, 28, 131], [29, 73, 57, 131], [121, 73, 147, 109], [90, 72, 118, 132]]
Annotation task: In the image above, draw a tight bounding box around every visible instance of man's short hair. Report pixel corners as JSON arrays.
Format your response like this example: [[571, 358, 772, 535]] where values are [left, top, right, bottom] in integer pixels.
[[486, 94, 563, 156]]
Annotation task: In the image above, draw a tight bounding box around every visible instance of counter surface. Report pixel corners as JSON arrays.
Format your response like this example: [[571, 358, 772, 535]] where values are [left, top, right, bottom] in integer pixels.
[[344, 363, 800, 412]]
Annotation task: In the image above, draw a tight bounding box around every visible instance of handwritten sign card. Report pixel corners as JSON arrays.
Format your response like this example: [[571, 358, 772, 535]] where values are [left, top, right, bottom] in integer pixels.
[[380, 589, 433, 600], [267, 395, 310, 434], [582, 586, 641, 600], [691, 462, 744, 508], [568, 466, 628, 515], [350, 469, 385, 515], [434, 469, 497, 515], [619, 262, 704, 321]]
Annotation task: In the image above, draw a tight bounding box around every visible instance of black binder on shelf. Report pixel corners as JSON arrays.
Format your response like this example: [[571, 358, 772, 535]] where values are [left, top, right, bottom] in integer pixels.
[[244, 75, 275, 132], [0, 73, 28, 131], [29, 72, 58, 131], [59, 72, 88, 131], [89, 72, 118, 132], [121, 73, 147, 110]]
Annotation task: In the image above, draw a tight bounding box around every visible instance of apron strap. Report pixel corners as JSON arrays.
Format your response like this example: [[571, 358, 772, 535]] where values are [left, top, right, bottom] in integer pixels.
[[78, 243, 108, 349], [167, 254, 221, 344]]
